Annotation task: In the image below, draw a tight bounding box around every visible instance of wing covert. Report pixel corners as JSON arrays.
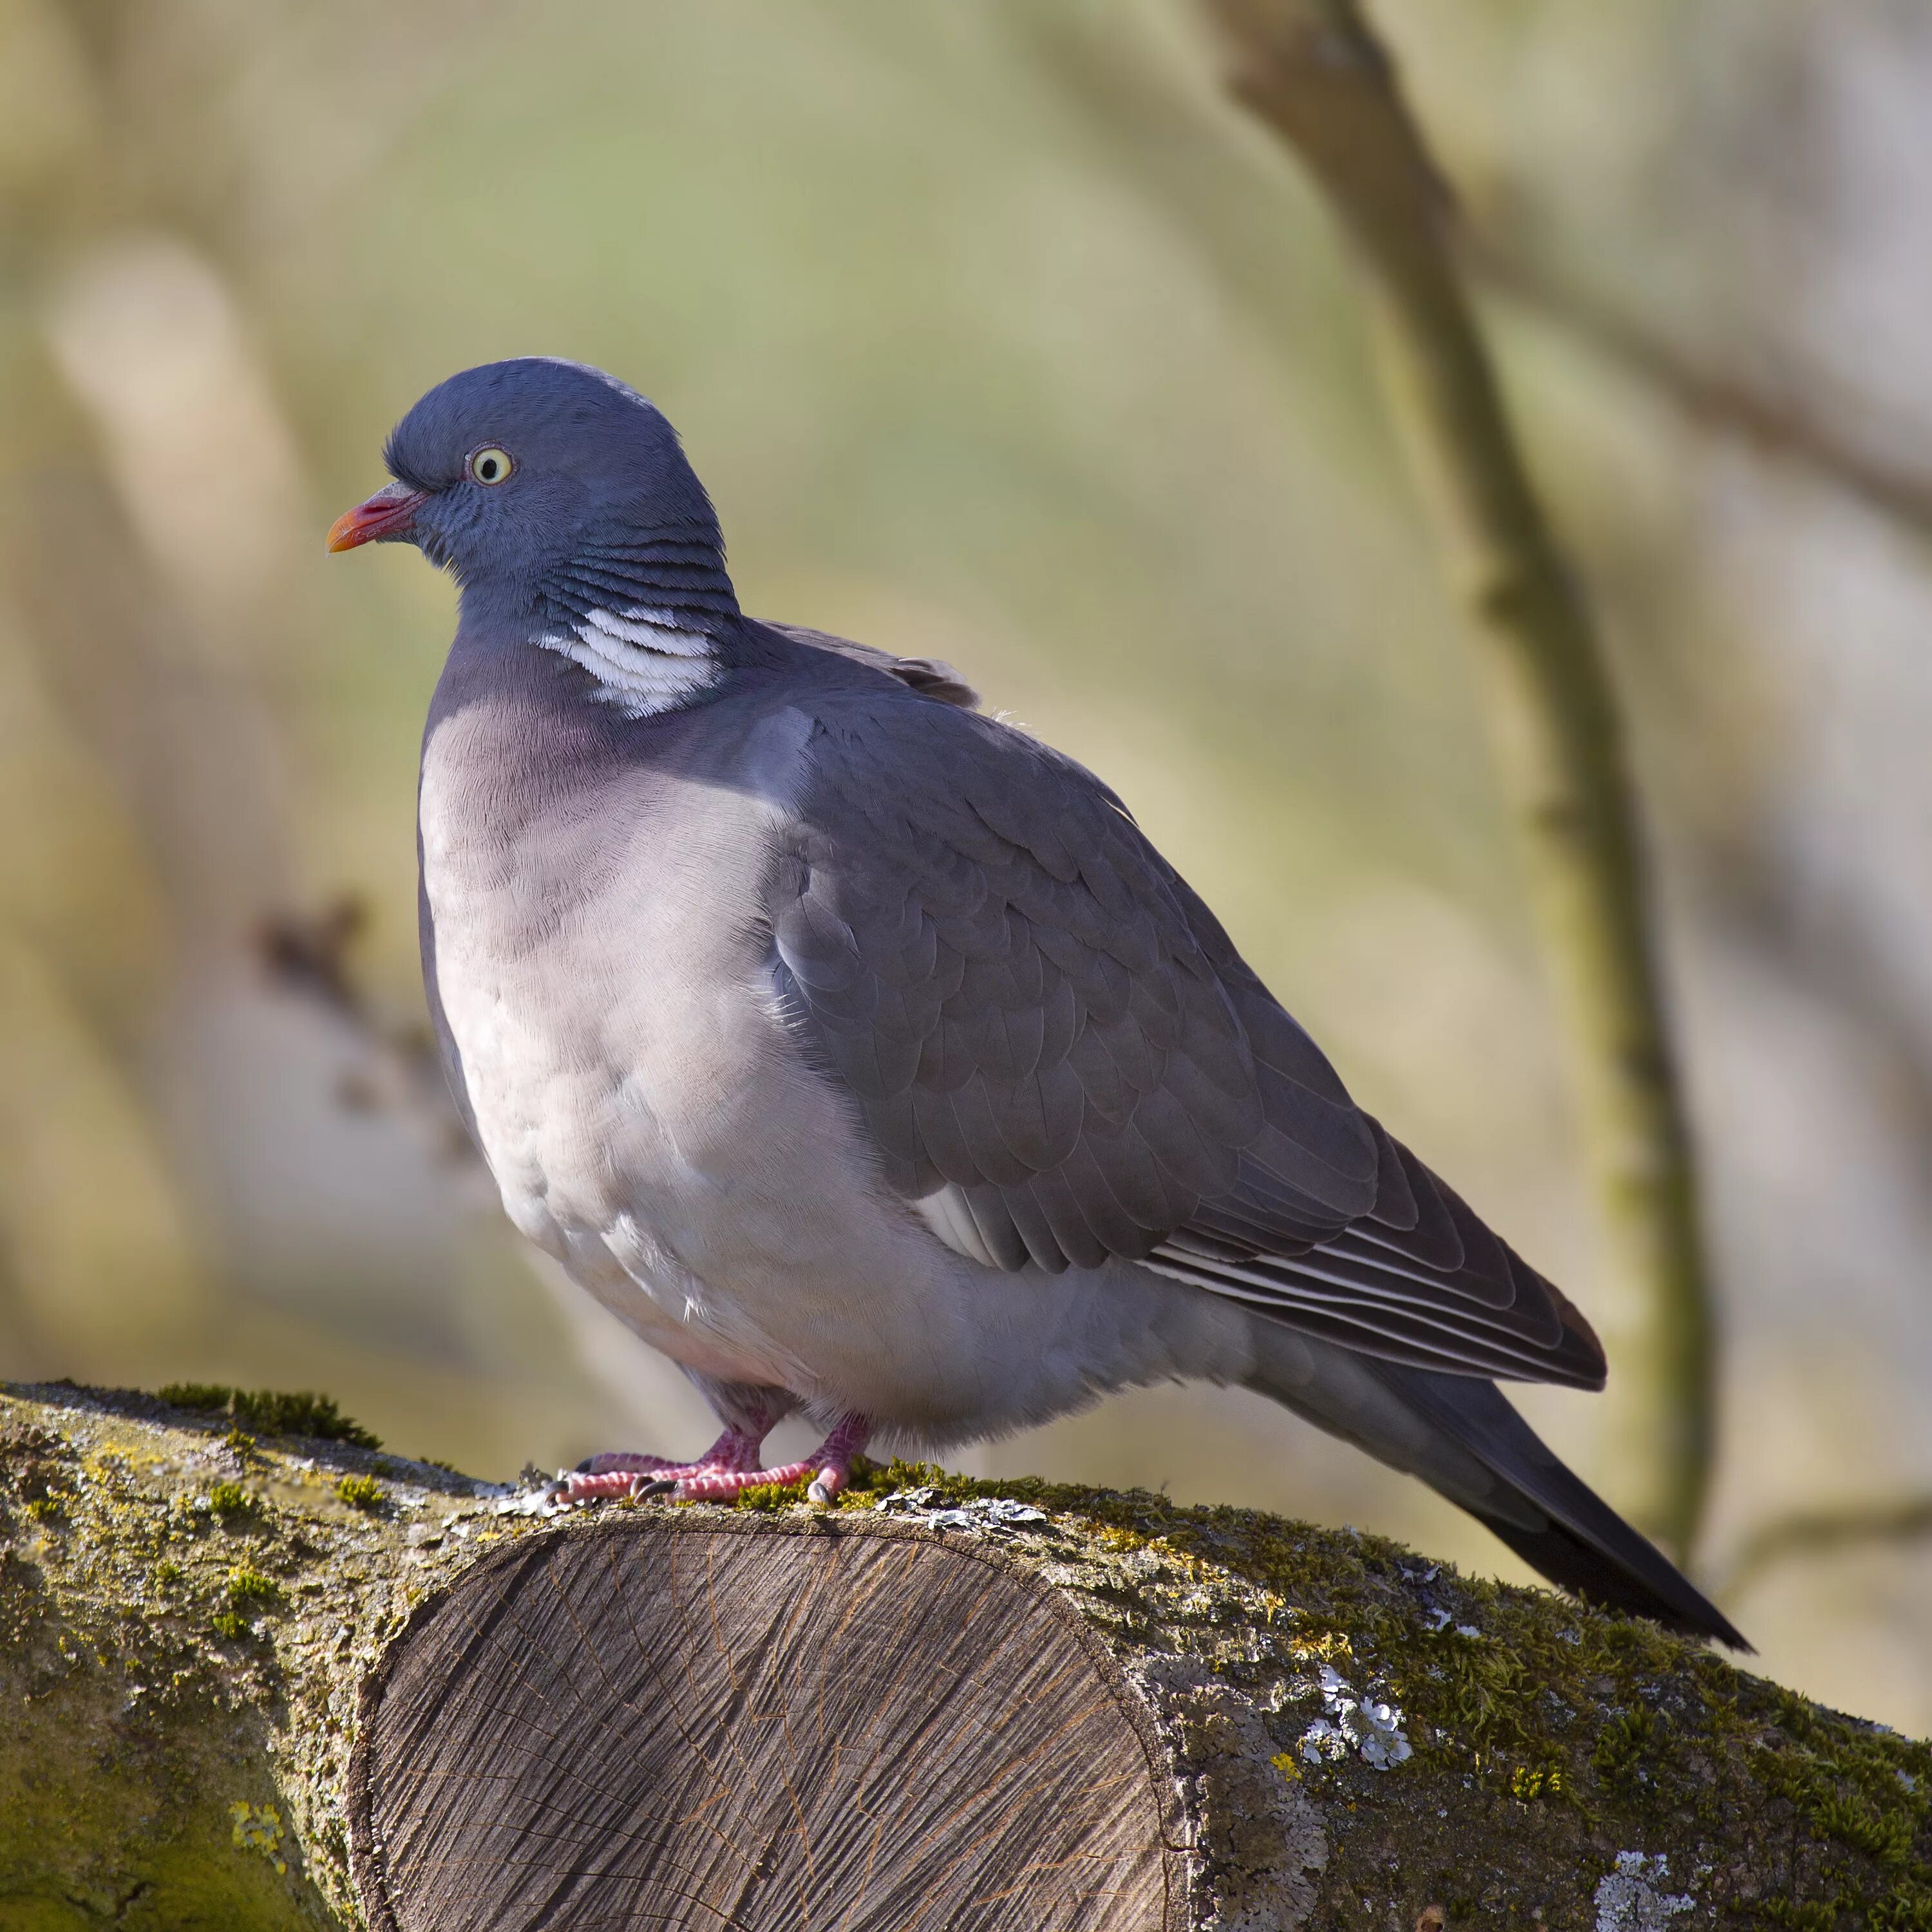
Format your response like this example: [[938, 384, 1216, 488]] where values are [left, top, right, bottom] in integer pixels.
[[773, 689, 1604, 1390]]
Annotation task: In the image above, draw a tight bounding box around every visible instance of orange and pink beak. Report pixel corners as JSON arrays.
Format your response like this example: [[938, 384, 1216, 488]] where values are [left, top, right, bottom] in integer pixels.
[[327, 480, 426, 553]]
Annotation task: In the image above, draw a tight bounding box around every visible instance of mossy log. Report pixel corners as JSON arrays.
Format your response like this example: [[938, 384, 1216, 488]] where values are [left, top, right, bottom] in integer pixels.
[[3, 1383, 1928, 1931]]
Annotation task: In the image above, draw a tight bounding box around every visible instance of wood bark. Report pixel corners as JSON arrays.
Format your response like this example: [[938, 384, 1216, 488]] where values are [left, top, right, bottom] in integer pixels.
[[4, 1382, 1928, 1930]]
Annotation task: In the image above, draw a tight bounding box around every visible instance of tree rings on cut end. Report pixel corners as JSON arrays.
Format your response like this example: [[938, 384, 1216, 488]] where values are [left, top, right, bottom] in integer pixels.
[[349, 1513, 1184, 1931]]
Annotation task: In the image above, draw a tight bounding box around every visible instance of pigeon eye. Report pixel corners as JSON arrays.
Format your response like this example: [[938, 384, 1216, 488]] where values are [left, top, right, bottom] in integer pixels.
[[468, 446, 513, 486]]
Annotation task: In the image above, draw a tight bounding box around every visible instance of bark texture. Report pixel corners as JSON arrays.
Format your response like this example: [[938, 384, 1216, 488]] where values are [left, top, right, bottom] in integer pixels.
[[3, 1381, 1928, 1931]]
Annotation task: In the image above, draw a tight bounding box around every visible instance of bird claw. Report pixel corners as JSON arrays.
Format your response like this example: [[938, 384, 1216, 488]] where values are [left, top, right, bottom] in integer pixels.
[[556, 1417, 870, 1509], [556, 1430, 770, 1504], [676, 1422, 866, 1504], [806, 1460, 852, 1506]]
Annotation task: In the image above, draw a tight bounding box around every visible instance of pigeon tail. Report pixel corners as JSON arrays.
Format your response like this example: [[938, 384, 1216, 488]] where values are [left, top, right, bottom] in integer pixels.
[[1242, 1324, 1747, 1648], [1382, 1364, 1748, 1647]]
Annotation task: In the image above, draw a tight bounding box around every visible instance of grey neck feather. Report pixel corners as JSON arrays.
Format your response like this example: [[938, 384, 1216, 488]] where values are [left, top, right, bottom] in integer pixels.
[[531, 527, 740, 719]]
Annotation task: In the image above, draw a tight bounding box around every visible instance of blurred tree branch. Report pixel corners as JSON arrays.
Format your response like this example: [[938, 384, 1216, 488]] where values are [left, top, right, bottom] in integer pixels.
[[255, 896, 476, 1168], [1723, 1495, 1932, 1600], [1468, 237, 1932, 544], [1195, 0, 1715, 1560]]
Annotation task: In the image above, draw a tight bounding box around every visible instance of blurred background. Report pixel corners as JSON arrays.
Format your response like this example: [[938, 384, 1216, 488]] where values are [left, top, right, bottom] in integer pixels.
[[3, 0, 1929, 1730]]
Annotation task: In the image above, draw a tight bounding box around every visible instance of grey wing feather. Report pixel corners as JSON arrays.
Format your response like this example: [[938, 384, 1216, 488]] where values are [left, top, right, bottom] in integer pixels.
[[775, 692, 1605, 1390], [769, 622, 981, 709]]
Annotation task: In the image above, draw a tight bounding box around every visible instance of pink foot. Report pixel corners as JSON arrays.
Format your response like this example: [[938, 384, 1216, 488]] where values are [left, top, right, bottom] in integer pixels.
[[673, 1414, 871, 1507], [558, 1427, 764, 1504]]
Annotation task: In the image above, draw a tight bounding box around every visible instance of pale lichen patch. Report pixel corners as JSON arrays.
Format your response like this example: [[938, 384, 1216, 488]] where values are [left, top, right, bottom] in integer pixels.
[[1592, 1851, 1694, 1931]]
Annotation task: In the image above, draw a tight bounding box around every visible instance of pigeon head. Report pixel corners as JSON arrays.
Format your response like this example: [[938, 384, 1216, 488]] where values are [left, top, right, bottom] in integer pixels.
[[328, 359, 739, 648]]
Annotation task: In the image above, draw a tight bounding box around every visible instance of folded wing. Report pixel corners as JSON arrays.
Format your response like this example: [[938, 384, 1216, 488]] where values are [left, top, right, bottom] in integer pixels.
[[774, 690, 1604, 1390]]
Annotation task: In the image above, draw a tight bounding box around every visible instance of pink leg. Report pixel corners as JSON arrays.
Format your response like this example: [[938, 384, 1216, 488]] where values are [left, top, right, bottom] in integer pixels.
[[674, 1414, 871, 1506], [558, 1426, 766, 1504]]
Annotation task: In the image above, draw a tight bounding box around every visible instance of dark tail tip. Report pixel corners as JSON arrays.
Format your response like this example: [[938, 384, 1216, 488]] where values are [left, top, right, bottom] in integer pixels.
[[1473, 1508, 1752, 1651], [1376, 1363, 1752, 1651]]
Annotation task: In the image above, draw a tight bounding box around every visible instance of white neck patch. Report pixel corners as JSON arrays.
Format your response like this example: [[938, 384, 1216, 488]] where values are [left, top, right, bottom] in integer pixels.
[[536, 605, 720, 717]]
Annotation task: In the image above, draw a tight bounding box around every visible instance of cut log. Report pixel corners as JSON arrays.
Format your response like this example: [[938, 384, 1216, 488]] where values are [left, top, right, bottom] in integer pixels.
[[3, 1381, 1929, 1930], [352, 1518, 1186, 1930]]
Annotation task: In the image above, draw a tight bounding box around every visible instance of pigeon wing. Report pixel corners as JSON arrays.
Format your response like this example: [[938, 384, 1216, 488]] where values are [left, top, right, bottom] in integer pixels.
[[774, 692, 1604, 1389], [768, 622, 981, 710]]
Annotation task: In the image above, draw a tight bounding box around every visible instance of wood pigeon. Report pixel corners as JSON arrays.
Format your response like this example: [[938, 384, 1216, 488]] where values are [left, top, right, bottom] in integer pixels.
[[329, 357, 1743, 1645]]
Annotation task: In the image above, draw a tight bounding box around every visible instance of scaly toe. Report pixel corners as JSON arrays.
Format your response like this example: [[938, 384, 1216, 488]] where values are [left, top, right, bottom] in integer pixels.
[[561, 1459, 723, 1504], [674, 1461, 817, 1501], [558, 1468, 639, 1504], [576, 1451, 683, 1477]]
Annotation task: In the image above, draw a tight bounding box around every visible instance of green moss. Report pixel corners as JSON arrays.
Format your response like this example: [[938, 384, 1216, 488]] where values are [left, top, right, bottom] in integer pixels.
[[1763, 1903, 1841, 1930], [1508, 1761, 1568, 1803], [225, 1564, 281, 1608], [1870, 1889, 1932, 1930], [214, 1562, 278, 1631], [333, 1474, 384, 1511], [209, 1564, 281, 1638], [0, 1387, 469, 1924], [1593, 1707, 1659, 1789], [208, 1481, 255, 1519], [0, 1676, 334, 1929], [729, 1479, 808, 1511], [1813, 1791, 1916, 1864], [159, 1385, 381, 1450]]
